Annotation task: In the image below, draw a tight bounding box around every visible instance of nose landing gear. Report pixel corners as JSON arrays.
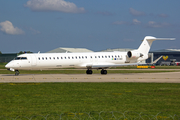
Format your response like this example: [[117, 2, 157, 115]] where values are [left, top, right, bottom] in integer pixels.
[[15, 70, 20, 76]]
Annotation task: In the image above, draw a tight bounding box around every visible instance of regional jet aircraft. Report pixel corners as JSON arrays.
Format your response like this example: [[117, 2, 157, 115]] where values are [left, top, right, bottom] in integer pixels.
[[5, 36, 175, 75]]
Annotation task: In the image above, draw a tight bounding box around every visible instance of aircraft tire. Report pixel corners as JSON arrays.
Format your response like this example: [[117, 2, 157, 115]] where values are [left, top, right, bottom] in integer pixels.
[[101, 70, 107, 75], [86, 70, 93, 74], [15, 70, 19, 76]]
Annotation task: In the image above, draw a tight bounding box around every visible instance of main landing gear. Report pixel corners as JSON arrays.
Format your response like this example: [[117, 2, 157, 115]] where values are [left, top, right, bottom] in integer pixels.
[[101, 69, 107, 75], [86, 69, 107, 75], [15, 70, 20, 76], [86, 69, 93, 74]]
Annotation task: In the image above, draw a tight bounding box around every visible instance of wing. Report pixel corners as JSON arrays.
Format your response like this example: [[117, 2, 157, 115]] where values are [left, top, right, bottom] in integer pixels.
[[86, 63, 139, 69]]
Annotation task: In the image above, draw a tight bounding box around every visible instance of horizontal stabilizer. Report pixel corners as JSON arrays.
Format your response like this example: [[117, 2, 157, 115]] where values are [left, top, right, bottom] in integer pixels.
[[146, 37, 175, 41]]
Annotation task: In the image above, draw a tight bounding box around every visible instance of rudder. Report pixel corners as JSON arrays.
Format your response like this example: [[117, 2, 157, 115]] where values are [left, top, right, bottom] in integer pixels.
[[138, 36, 175, 55]]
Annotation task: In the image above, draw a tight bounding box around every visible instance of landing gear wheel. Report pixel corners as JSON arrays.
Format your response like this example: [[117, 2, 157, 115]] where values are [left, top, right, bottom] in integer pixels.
[[86, 69, 93, 74], [15, 70, 19, 76], [101, 69, 107, 75]]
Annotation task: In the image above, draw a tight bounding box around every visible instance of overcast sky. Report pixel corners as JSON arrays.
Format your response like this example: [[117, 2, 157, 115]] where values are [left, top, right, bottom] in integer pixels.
[[0, 0, 180, 53]]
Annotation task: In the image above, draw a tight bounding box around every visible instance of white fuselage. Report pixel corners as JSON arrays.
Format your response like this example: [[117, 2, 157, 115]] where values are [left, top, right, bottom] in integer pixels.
[[5, 51, 144, 70], [6, 36, 174, 74]]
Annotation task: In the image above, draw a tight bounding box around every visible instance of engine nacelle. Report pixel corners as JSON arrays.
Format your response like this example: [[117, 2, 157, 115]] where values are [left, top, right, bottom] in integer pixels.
[[127, 51, 143, 58]]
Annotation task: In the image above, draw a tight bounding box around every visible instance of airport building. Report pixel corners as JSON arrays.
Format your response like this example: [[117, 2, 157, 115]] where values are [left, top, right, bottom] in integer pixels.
[[1, 48, 180, 65], [99, 48, 134, 52], [99, 48, 180, 65], [147, 49, 180, 65], [46, 47, 94, 53]]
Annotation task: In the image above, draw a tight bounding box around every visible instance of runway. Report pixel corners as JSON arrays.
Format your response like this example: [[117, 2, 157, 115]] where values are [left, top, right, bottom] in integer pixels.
[[0, 72, 180, 83]]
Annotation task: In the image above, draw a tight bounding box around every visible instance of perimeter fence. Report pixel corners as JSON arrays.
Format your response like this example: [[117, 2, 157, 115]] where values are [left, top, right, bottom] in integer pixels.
[[0, 111, 179, 120]]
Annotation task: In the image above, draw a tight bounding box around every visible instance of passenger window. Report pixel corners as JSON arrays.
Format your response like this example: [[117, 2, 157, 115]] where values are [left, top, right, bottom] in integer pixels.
[[68, 57, 70, 59], [49, 57, 51, 60], [42, 57, 44, 60], [61, 57, 63, 59], [82, 56, 84, 59], [76, 56, 77, 59], [102, 56, 104, 58], [115, 55, 117, 58], [79, 56, 81, 59], [91, 56, 92, 58], [98, 56, 100, 58], [53, 57, 55, 60], [105, 56, 107, 58], [85, 56, 87, 59], [95, 56, 97, 58], [112, 56, 113, 58], [57, 57, 59, 59], [46, 57, 47, 60], [108, 56, 110, 58], [38, 57, 40, 60], [65, 57, 66, 59], [72, 57, 74, 59]]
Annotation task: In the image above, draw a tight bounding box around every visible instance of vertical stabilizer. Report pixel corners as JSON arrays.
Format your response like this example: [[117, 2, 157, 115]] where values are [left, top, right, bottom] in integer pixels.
[[137, 36, 175, 55]]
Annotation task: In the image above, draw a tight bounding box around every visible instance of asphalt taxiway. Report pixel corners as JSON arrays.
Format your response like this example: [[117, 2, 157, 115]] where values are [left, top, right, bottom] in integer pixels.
[[0, 72, 180, 83]]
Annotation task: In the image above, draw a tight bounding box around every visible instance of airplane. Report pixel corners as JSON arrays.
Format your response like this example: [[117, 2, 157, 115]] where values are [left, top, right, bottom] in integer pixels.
[[5, 36, 175, 76]]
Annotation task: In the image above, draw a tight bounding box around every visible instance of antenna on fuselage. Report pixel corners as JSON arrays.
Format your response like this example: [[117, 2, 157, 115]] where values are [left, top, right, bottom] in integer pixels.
[[38, 51, 40, 54]]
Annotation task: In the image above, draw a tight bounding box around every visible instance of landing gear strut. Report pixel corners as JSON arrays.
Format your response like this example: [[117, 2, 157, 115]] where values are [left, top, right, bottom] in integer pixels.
[[101, 69, 107, 75], [15, 70, 20, 76], [86, 69, 93, 74]]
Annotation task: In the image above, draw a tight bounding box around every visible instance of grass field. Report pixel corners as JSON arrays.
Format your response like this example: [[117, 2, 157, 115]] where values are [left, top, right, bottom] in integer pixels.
[[0, 63, 180, 119], [0, 83, 180, 118], [0, 63, 6, 69]]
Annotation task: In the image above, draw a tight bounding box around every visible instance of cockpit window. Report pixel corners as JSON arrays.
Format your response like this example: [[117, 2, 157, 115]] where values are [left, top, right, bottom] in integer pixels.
[[21, 57, 27, 60], [15, 57, 21, 60], [14, 57, 27, 60]]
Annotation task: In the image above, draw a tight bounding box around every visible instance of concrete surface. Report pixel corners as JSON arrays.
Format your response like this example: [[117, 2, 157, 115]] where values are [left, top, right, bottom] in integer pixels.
[[0, 72, 180, 83]]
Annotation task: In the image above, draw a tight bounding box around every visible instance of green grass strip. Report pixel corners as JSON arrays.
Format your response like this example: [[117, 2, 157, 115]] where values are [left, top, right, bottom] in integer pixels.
[[0, 83, 180, 118]]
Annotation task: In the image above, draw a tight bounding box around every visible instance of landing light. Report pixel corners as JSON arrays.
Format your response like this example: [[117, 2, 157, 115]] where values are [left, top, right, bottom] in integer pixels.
[[8, 68, 15, 71]]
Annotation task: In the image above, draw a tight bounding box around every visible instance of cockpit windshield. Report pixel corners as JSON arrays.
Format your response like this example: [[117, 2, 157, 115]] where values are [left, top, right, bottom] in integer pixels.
[[14, 57, 27, 60]]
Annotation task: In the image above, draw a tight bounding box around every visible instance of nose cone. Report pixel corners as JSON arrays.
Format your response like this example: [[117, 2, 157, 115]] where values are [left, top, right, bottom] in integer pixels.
[[5, 62, 12, 68], [5, 63, 9, 68]]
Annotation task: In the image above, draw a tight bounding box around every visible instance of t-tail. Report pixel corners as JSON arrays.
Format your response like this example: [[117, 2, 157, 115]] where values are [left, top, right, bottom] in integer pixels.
[[127, 36, 175, 60]]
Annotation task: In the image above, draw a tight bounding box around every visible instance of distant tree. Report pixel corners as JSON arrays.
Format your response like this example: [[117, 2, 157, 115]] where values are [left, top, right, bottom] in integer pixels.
[[26, 51, 33, 53], [18, 51, 24, 54], [18, 51, 33, 55], [0, 51, 2, 54]]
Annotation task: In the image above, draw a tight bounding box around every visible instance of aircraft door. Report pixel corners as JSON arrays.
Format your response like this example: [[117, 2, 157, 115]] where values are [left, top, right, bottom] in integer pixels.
[[30, 55, 37, 67]]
